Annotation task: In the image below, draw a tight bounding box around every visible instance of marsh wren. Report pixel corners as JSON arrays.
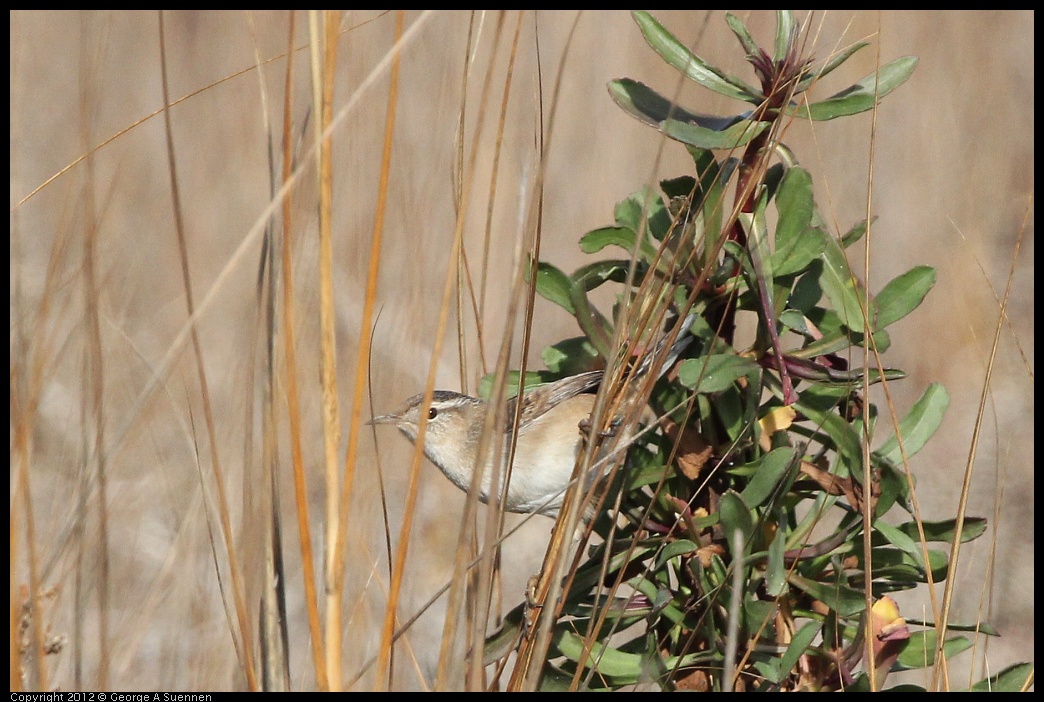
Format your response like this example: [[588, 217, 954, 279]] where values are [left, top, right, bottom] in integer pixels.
[[369, 371, 605, 517], [371, 315, 695, 518]]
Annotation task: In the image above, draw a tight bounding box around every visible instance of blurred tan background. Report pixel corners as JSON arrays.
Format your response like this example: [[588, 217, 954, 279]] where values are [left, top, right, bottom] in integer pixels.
[[10, 10, 1032, 691]]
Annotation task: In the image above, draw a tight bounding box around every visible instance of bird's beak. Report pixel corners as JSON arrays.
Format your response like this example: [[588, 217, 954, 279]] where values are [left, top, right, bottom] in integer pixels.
[[367, 413, 397, 426]]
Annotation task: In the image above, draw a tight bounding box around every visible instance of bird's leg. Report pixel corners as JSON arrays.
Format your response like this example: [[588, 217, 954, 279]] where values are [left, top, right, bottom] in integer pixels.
[[578, 415, 623, 440], [522, 574, 542, 639]]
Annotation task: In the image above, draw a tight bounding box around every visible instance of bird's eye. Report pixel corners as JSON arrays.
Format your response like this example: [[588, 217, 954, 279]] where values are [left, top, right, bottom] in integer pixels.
[[428, 407, 438, 420]]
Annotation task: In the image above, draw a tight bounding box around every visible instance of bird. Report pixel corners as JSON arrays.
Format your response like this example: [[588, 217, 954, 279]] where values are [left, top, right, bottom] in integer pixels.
[[369, 314, 695, 519], [368, 370, 605, 518]]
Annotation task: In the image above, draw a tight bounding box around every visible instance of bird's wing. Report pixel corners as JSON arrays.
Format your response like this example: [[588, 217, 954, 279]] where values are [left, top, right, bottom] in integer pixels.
[[513, 370, 604, 430]]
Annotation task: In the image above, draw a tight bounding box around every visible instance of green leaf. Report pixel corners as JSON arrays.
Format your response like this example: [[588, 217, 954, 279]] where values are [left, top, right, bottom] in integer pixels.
[[707, 385, 749, 443], [773, 167, 814, 253], [571, 543, 655, 595], [614, 187, 645, 230], [626, 449, 674, 490], [552, 624, 715, 685], [743, 598, 777, 637], [608, 78, 741, 131], [875, 265, 937, 328], [571, 259, 632, 292], [613, 184, 672, 245], [740, 447, 798, 508], [690, 145, 738, 190], [778, 309, 813, 336], [542, 336, 601, 375], [724, 12, 760, 61], [678, 354, 760, 394], [566, 272, 615, 358], [534, 260, 575, 314], [478, 370, 556, 401], [718, 491, 754, 549], [798, 42, 870, 92], [660, 174, 696, 200], [874, 383, 949, 464], [792, 386, 863, 478], [782, 356, 906, 389], [773, 10, 796, 63], [896, 630, 973, 670], [551, 628, 651, 681], [484, 602, 526, 664], [868, 546, 948, 583], [791, 56, 919, 121], [752, 658, 782, 688], [871, 327, 892, 354], [966, 662, 1035, 692], [631, 571, 690, 629], [875, 456, 910, 517], [645, 190, 674, 241], [790, 312, 892, 359], [740, 187, 774, 289], [872, 520, 923, 563], [775, 620, 821, 684], [656, 539, 699, 568], [613, 186, 671, 242], [687, 148, 735, 264], [662, 116, 768, 150], [905, 619, 999, 636], [788, 573, 865, 617], [771, 172, 826, 277], [579, 226, 636, 254], [765, 521, 788, 597], [818, 232, 872, 330], [631, 11, 758, 102], [896, 517, 988, 545], [789, 269, 824, 312], [840, 218, 871, 248], [538, 665, 580, 691]]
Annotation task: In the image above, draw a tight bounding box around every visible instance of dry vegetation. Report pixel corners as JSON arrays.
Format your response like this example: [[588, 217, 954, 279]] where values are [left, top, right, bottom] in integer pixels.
[[10, 10, 1033, 691]]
